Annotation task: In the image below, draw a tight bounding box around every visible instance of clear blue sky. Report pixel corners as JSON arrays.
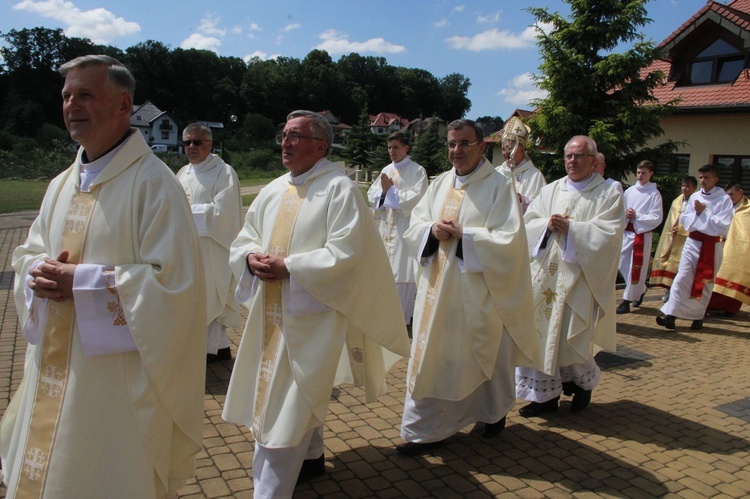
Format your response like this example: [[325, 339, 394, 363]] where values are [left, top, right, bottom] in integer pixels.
[[2, 0, 710, 120]]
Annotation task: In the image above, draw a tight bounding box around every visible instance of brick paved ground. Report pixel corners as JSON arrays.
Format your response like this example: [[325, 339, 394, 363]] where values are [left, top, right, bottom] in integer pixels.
[[1, 212, 749, 498]]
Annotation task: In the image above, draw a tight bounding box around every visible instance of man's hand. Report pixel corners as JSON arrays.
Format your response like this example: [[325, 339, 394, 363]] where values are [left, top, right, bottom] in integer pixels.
[[247, 252, 289, 282], [432, 219, 462, 241], [625, 207, 636, 220], [29, 251, 76, 302], [694, 199, 706, 215], [547, 214, 570, 234], [380, 174, 393, 192]]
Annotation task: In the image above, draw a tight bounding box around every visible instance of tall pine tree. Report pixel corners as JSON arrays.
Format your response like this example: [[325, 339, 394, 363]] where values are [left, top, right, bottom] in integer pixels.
[[527, 0, 680, 181]]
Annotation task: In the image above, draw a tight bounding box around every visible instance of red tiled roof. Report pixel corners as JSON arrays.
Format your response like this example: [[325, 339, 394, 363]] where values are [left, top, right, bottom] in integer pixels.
[[369, 112, 408, 128], [647, 0, 750, 110]]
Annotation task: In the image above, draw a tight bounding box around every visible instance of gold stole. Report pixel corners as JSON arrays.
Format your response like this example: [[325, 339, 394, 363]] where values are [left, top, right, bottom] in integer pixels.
[[16, 190, 96, 498], [252, 183, 308, 435], [407, 186, 465, 394], [381, 169, 402, 262]]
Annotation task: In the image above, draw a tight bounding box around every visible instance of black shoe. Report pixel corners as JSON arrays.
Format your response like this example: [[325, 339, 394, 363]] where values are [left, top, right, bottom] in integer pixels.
[[633, 292, 646, 308], [482, 417, 506, 438], [296, 454, 325, 484], [690, 319, 703, 330], [519, 397, 559, 418], [656, 314, 676, 330], [207, 347, 232, 364], [616, 301, 631, 314], [571, 388, 592, 412], [395, 440, 445, 456], [562, 381, 576, 396]]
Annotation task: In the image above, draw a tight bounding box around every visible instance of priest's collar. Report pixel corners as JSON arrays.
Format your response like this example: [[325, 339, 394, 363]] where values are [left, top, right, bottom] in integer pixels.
[[79, 137, 130, 192], [452, 159, 484, 188], [290, 157, 328, 186], [81, 129, 133, 163], [701, 186, 719, 195], [565, 172, 595, 191], [393, 156, 411, 169], [189, 154, 217, 173]]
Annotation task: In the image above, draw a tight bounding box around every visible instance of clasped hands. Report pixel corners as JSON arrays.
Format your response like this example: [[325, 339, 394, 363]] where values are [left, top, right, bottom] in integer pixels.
[[28, 250, 76, 302], [547, 213, 570, 234], [431, 219, 462, 241], [247, 252, 289, 282]]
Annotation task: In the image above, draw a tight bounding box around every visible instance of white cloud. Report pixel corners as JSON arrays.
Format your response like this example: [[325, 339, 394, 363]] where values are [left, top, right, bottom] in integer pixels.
[[198, 14, 227, 37], [180, 33, 221, 52], [283, 23, 301, 32], [498, 73, 547, 107], [232, 25, 243, 35], [454, 5, 465, 12], [445, 25, 538, 51], [434, 19, 448, 28], [314, 29, 406, 55], [243, 51, 280, 63], [477, 12, 501, 24], [12, 0, 140, 43]]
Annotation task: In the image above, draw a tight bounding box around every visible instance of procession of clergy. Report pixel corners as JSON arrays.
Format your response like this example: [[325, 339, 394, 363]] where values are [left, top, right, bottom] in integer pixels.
[[2, 54, 748, 499]]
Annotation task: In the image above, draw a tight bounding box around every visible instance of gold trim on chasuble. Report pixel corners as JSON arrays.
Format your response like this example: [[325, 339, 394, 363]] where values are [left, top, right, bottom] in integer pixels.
[[16, 190, 96, 498], [531, 193, 576, 374], [407, 186, 465, 394], [252, 183, 308, 435], [381, 169, 401, 262]]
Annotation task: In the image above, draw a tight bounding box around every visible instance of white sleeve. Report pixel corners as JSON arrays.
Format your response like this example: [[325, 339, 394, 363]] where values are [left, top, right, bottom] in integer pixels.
[[73, 263, 137, 356], [191, 203, 209, 237]]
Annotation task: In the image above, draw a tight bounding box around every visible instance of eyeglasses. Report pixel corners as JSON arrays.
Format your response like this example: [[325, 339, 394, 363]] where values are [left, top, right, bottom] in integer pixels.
[[564, 153, 594, 161], [446, 140, 481, 149], [183, 139, 208, 147], [276, 131, 326, 145]]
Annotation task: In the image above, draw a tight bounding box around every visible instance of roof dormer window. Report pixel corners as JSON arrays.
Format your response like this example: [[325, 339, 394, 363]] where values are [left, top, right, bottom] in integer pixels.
[[683, 38, 745, 85]]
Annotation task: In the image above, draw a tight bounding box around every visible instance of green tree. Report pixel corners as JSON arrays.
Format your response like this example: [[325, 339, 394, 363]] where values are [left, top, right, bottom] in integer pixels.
[[411, 116, 449, 176], [527, 0, 681, 181], [343, 108, 375, 170], [440, 73, 471, 121]]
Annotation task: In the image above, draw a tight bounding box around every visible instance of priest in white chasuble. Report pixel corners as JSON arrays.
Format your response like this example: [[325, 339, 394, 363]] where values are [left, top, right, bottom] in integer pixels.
[[367, 131, 428, 328], [222, 110, 409, 498], [2, 55, 207, 498], [517, 135, 624, 418], [177, 122, 243, 363], [396, 119, 536, 456], [495, 116, 546, 213]]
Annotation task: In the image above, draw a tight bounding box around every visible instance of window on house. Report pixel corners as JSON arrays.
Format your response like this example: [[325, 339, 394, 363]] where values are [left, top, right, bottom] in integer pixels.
[[683, 39, 745, 85], [714, 155, 750, 191], [161, 131, 169, 140], [655, 154, 690, 177]]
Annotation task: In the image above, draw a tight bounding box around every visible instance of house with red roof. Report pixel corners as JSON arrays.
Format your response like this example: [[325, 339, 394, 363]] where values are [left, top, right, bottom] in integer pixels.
[[369, 112, 409, 135], [646, 0, 750, 190]]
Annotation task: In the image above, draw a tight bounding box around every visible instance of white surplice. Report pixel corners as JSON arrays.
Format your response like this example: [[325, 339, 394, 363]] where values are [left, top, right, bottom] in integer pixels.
[[517, 174, 624, 402], [367, 156, 428, 323], [619, 182, 663, 301], [400, 159, 536, 442], [1, 130, 207, 498], [661, 187, 734, 320]]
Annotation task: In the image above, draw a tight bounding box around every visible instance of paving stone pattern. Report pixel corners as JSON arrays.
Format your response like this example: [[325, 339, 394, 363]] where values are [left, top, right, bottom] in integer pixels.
[[1, 213, 749, 498]]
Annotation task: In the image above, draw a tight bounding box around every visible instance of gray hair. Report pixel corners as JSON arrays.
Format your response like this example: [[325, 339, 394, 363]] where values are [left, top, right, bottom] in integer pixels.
[[447, 119, 484, 143], [286, 110, 333, 149], [183, 123, 213, 139], [59, 54, 136, 99], [564, 135, 598, 155]]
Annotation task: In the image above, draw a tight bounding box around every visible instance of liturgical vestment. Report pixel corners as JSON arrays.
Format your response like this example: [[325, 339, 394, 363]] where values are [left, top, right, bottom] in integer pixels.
[[517, 174, 624, 401], [401, 158, 536, 442], [222, 159, 410, 448], [709, 195, 750, 312], [496, 157, 546, 212], [367, 156, 428, 323], [177, 154, 243, 351], [619, 182, 663, 301], [1, 131, 207, 498], [651, 194, 689, 288]]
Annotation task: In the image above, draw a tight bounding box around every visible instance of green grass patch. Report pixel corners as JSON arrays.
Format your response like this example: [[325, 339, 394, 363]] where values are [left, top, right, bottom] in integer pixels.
[[0, 179, 49, 213]]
